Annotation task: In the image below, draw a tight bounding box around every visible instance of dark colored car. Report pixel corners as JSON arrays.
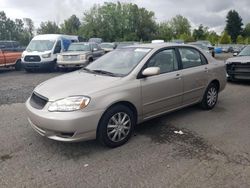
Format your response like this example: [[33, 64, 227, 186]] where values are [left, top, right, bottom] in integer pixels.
[[226, 45, 250, 81]]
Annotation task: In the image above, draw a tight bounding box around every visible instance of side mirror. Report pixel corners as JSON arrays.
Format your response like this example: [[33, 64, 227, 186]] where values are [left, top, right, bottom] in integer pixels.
[[93, 48, 98, 52], [142, 67, 160, 77], [233, 52, 238, 57]]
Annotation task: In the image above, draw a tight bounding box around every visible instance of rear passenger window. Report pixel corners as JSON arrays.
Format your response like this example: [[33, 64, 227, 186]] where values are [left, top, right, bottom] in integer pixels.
[[147, 49, 178, 74], [179, 48, 207, 69]]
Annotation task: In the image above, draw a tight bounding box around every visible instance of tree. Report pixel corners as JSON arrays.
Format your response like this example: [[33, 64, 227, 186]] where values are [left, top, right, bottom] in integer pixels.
[[61, 15, 81, 35], [207, 31, 219, 45], [236, 35, 245, 44], [157, 22, 174, 41], [23, 18, 34, 41], [193, 24, 209, 40], [220, 32, 232, 44], [225, 10, 243, 43], [169, 15, 191, 38], [37, 21, 60, 34], [243, 23, 250, 38], [81, 2, 157, 41]]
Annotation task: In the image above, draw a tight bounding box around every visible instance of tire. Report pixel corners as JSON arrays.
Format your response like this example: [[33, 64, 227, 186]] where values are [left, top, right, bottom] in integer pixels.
[[15, 60, 22, 71], [97, 105, 135, 148], [201, 83, 219, 110]]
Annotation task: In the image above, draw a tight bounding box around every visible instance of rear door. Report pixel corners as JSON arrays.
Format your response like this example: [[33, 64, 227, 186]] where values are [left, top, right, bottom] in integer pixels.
[[177, 47, 209, 106], [140, 48, 183, 119]]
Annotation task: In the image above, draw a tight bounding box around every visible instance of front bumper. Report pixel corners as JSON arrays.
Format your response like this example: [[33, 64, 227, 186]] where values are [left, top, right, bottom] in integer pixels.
[[57, 60, 89, 68], [22, 60, 56, 70], [226, 63, 250, 80], [25, 99, 104, 142]]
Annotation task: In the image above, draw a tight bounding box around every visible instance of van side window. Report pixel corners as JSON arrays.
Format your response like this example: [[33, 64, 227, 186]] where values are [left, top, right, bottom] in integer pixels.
[[179, 48, 207, 69], [147, 49, 178, 74], [54, 41, 61, 54]]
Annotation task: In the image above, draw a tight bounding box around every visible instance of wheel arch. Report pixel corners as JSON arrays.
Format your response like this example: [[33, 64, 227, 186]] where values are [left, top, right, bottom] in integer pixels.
[[96, 101, 138, 137]]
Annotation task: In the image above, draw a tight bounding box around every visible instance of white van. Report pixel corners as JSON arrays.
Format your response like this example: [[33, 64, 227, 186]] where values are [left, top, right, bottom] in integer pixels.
[[22, 34, 79, 72]]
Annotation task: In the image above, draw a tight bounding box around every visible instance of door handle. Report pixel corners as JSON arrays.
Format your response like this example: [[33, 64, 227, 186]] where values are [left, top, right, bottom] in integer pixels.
[[204, 67, 209, 73], [175, 73, 182, 80]]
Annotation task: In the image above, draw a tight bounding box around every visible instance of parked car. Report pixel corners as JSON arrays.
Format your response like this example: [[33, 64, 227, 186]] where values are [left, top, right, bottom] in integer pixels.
[[22, 34, 79, 72], [188, 42, 210, 54], [0, 40, 23, 70], [226, 45, 250, 81], [88, 38, 103, 44], [0, 49, 22, 70], [197, 40, 215, 57], [26, 43, 226, 147], [100, 43, 116, 53], [57, 42, 105, 69], [222, 45, 234, 53]]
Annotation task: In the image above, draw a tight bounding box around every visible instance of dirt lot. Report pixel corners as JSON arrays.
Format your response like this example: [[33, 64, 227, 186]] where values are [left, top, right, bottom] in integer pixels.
[[1, 53, 250, 188]]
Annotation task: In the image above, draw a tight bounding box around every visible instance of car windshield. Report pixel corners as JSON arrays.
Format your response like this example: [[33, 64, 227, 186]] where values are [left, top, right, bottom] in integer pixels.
[[191, 43, 208, 50], [68, 43, 91, 51], [100, 43, 114, 48], [86, 47, 151, 76], [26, 40, 55, 52], [238, 46, 250, 56]]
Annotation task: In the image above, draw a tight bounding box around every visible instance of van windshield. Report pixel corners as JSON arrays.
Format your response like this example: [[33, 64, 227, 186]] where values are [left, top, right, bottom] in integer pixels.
[[26, 40, 55, 52]]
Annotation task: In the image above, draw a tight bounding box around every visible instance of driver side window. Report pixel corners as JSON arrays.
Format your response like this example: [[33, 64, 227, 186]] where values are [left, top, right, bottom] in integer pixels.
[[54, 40, 61, 54], [147, 49, 178, 74]]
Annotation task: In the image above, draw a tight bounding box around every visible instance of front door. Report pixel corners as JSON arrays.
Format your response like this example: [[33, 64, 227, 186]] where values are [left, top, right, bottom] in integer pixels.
[[140, 48, 183, 120]]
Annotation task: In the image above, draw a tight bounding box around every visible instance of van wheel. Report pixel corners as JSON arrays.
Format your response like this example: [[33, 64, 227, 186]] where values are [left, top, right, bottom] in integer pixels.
[[201, 83, 218, 110], [15, 60, 22, 71], [97, 105, 135, 148]]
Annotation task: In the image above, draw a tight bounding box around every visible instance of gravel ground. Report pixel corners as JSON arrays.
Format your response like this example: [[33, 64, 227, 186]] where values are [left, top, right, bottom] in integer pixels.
[[1, 54, 250, 188]]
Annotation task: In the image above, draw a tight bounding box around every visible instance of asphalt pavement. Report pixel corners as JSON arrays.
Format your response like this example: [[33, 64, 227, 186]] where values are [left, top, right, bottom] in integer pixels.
[[1, 55, 250, 187]]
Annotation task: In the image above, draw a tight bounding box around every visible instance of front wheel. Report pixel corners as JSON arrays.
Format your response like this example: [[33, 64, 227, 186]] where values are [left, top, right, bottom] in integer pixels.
[[201, 83, 219, 110], [97, 105, 135, 148], [15, 59, 22, 71]]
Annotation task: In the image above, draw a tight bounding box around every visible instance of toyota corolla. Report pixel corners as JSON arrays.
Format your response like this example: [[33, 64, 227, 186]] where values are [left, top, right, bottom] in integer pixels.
[[26, 43, 226, 147]]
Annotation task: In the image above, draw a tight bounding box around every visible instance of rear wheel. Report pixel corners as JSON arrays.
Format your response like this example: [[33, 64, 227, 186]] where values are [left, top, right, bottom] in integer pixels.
[[97, 105, 135, 148], [201, 83, 219, 110]]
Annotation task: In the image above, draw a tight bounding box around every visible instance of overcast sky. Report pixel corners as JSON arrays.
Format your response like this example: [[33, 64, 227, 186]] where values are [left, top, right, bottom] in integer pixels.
[[2, 0, 250, 33]]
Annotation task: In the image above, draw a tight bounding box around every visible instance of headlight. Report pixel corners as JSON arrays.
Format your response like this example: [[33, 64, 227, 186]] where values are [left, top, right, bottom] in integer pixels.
[[80, 55, 86, 60], [57, 55, 63, 61], [226, 61, 232, 64], [48, 96, 90, 112], [42, 53, 51, 58]]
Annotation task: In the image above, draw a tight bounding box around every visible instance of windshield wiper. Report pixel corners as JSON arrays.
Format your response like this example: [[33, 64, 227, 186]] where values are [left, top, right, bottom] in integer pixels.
[[92, 69, 122, 77]]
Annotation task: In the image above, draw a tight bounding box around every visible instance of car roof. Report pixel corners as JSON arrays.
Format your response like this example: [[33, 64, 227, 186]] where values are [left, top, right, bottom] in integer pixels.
[[127, 42, 199, 49]]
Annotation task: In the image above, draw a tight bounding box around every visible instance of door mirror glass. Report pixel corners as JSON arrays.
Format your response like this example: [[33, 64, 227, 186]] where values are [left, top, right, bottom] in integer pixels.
[[142, 67, 160, 77]]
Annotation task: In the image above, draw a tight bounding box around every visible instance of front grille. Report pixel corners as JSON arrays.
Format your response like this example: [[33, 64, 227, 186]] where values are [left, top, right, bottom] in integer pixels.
[[63, 55, 80, 61], [30, 92, 48, 109], [24, 55, 41, 62], [226, 62, 250, 80]]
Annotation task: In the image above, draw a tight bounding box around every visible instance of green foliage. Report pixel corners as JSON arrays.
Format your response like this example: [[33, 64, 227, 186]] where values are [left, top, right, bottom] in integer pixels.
[[225, 10, 243, 43], [193, 24, 209, 40], [156, 22, 174, 41], [37, 21, 60, 34], [207, 31, 219, 45], [243, 23, 250, 38], [61, 15, 81, 35], [0, 11, 33, 45], [179, 33, 194, 42], [236, 35, 245, 44], [220, 32, 232, 44], [169, 15, 191, 38], [81, 2, 157, 41]]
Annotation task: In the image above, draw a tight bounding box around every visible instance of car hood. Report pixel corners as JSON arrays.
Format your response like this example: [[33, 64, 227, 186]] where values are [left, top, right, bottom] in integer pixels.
[[59, 51, 90, 56], [34, 71, 121, 101], [227, 56, 250, 63]]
